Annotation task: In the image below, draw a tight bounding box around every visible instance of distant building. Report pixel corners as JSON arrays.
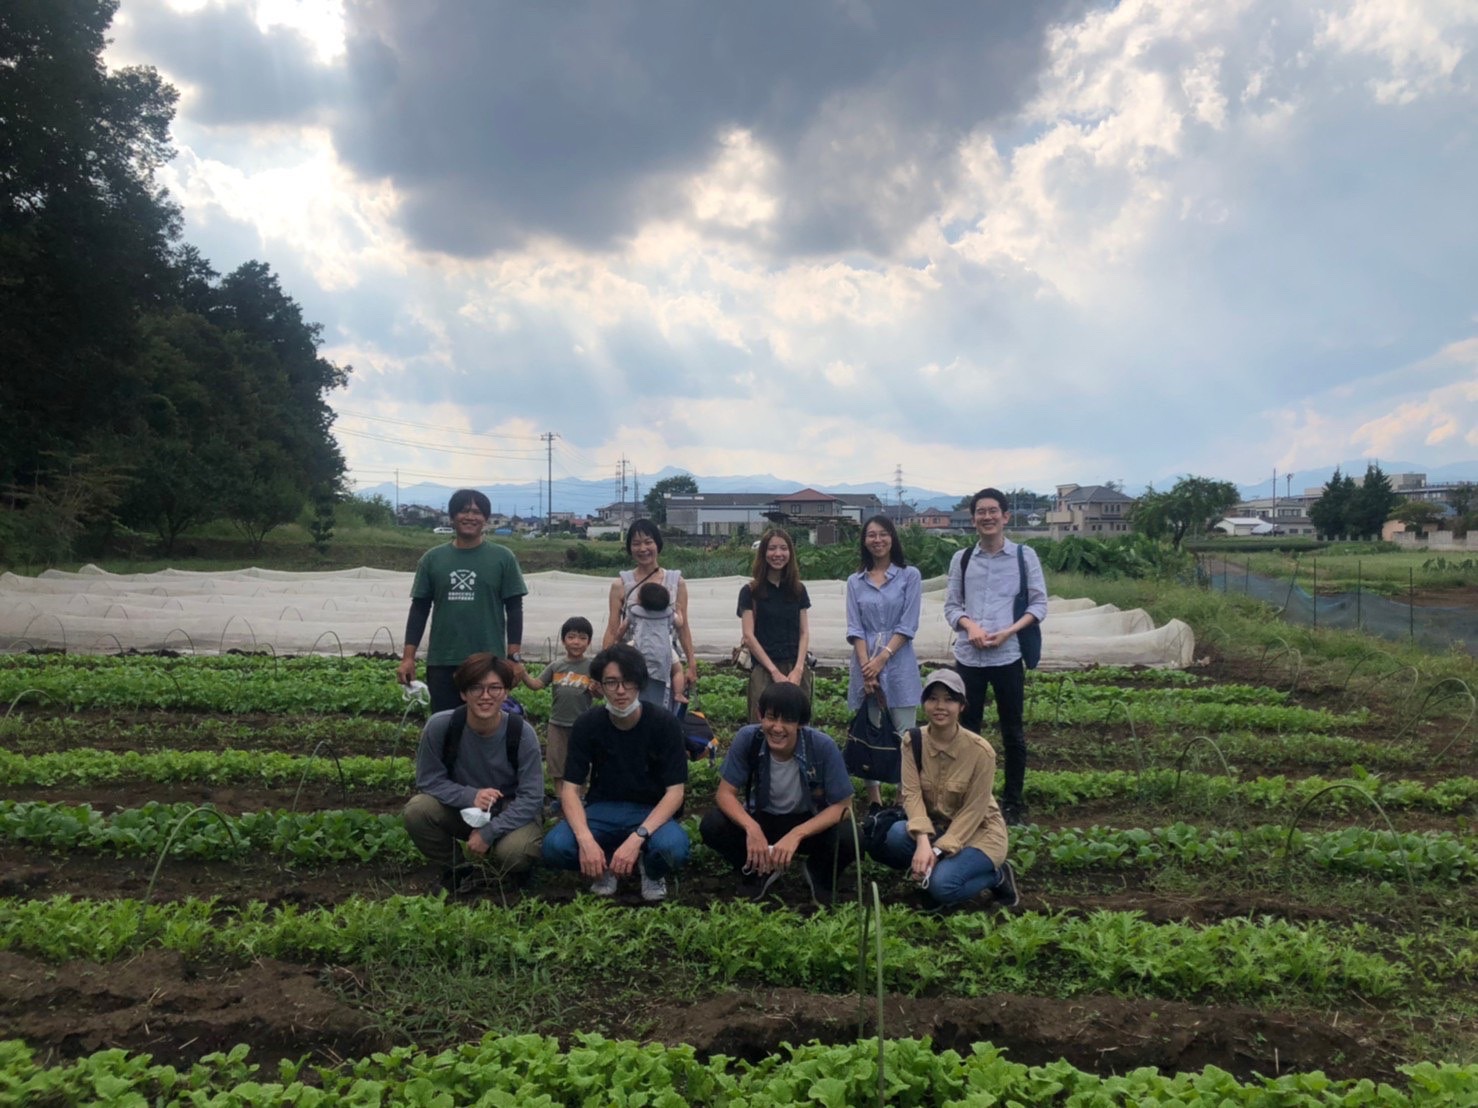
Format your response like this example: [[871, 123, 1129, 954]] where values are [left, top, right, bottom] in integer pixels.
[[1214, 516, 1276, 537], [593, 501, 646, 526], [1047, 484, 1135, 538], [665, 488, 885, 539]]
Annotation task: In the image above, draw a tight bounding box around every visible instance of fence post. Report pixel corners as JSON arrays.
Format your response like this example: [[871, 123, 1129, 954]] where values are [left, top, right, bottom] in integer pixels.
[[1356, 560, 1362, 632]]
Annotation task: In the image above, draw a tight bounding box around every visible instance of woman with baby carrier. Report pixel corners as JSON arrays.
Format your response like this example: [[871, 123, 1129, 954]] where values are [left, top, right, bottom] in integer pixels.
[[603, 518, 697, 710]]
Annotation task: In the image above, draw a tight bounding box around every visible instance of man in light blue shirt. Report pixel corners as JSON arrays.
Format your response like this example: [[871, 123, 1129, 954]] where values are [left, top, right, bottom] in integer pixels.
[[943, 487, 1047, 826]]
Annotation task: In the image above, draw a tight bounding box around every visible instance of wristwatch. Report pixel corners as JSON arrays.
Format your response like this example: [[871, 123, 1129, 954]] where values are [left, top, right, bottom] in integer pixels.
[[635, 826, 650, 841], [508, 651, 524, 664]]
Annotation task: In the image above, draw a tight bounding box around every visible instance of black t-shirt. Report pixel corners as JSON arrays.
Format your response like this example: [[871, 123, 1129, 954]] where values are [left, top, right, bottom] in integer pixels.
[[564, 704, 688, 807], [737, 581, 812, 669]]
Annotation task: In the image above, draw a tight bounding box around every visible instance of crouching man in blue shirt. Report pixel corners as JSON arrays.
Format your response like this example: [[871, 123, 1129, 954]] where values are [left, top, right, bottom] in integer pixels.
[[700, 681, 856, 905]]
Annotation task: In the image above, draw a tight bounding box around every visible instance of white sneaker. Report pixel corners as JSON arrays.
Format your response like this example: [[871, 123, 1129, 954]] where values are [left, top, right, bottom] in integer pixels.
[[590, 871, 618, 897], [638, 856, 667, 902]]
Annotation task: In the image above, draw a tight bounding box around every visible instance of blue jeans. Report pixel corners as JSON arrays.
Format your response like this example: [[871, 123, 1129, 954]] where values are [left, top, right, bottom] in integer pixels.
[[542, 800, 691, 878], [874, 819, 1002, 906]]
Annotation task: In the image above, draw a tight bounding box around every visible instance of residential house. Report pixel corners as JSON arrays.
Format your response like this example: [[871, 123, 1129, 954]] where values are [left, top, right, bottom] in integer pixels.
[[593, 501, 645, 527], [1047, 484, 1135, 538]]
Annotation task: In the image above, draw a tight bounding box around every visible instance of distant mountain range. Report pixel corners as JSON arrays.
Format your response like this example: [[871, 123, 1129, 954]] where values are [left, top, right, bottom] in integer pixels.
[[357, 459, 1478, 518]]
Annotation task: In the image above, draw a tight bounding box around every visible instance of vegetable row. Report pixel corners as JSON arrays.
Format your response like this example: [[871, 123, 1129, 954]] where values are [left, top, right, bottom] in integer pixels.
[[3, 801, 1474, 883], [4, 745, 1475, 819], [0, 896, 1425, 1003], [5, 656, 1354, 734], [2, 1034, 1474, 1107]]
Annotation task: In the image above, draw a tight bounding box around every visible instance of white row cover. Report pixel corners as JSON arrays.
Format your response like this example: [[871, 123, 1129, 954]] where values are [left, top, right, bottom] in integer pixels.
[[1, 566, 1195, 670]]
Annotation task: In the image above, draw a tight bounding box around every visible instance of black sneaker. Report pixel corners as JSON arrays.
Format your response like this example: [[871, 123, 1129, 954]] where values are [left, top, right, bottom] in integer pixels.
[[1000, 801, 1030, 828], [992, 860, 1020, 910], [800, 859, 836, 906]]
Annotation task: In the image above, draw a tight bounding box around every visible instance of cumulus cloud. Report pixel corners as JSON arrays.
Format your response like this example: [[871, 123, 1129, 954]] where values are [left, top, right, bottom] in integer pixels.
[[329, 0, 1080, 256], [113, 0, 343, 124], [111, 0, 1478, 493]]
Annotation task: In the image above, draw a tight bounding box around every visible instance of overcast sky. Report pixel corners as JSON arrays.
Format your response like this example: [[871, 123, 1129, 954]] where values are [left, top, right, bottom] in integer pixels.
[[107, 0, 1478, 506]]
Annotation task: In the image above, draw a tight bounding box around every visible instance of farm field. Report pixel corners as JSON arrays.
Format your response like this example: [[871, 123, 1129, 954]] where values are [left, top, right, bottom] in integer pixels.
[[0, 638, 1476, 1103]]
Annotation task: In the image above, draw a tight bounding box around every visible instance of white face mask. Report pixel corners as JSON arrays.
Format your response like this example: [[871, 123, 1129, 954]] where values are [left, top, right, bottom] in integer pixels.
[[460, 806, 491, 829], [606, 696, 641, 720]]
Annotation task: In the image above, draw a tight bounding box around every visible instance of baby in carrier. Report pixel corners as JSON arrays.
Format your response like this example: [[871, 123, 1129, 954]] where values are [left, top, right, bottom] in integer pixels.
[[628, 581, 687, 712]]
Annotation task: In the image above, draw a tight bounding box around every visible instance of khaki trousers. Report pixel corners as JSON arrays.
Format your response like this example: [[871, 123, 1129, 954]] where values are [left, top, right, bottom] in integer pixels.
[[403, 792, 544, 875]]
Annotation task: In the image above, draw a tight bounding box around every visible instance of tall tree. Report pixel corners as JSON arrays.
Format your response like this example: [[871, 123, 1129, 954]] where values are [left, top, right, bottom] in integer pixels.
[[0, 0, 181, 492], [1128, 475, 1238, 549], [1447, 482, 1476, 518], [1348, 464, 1397, 539], [644, 474, 698, 524], [1309, 469, 1356, 539]]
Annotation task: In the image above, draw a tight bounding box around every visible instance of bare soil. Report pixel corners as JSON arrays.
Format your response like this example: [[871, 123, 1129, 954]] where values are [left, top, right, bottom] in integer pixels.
[[0, 948, 1398, 1083]]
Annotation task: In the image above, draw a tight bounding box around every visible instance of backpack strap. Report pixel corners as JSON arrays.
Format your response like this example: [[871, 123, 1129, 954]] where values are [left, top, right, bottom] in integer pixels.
[[908, 728, 924, 774], [959, 545, 974, 603], [1014, 543, 1028, 615], [441, 706, 520, 796], [741, 725, 768, 810], [442, 706, 468, 779]]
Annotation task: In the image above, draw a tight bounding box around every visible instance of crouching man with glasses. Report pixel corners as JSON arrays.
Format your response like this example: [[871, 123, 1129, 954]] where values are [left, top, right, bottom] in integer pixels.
[[403, 653, 545, 894], [541, 643, 691, 901]]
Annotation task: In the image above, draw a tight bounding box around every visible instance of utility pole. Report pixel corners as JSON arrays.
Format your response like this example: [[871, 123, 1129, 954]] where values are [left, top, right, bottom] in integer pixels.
[[1273, 467, 1277, 515], [894, 464, 904, 509], [540, 431, 557, 525], [394, 469, 400, 518]]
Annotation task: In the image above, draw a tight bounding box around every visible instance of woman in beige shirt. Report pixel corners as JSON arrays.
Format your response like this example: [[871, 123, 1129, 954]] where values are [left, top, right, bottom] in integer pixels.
[[868, 669, 1019, 910]]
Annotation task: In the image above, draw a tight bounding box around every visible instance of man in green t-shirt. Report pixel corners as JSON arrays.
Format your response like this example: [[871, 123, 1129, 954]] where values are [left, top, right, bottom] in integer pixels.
[[398, 490, 529, 713]]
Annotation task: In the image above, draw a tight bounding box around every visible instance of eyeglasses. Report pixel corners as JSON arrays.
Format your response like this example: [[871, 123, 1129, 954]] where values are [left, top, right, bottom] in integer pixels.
[[973, 509, 1003, 518], [469, 683, 505, 697], [601, 677, 639, 692]]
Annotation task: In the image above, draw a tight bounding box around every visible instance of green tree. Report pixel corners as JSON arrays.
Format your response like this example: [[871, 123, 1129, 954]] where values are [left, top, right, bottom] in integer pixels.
[[1, 0, 182, 493], [346, 494, 396, 528], [222, 445, 306, 555], [1348, 464, 1396, 539], [644, 474, 698, 524], [1447, 481, 1476, 518], [1128, 475, 1238, 549], [1309, 468, 1356, 539], [1389, 500, 1445, 535]]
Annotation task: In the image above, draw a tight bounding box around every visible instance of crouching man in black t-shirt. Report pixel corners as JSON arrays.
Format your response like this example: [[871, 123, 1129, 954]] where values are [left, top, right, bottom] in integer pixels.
[[541, 643, 690, 902]]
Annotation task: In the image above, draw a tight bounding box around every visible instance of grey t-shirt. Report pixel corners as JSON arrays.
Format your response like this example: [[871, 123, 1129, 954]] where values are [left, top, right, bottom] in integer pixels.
[[763, 754, 807, 815]]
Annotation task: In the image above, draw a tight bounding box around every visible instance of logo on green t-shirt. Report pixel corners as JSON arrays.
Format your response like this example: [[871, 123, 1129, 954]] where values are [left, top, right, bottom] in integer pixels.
[[449, 570, 477, 599]]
